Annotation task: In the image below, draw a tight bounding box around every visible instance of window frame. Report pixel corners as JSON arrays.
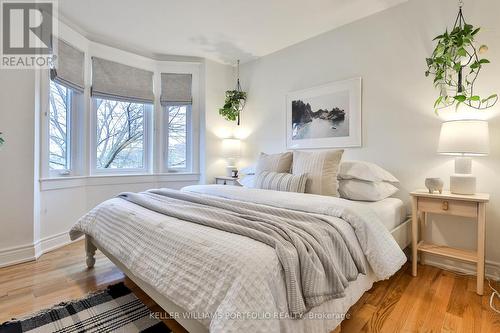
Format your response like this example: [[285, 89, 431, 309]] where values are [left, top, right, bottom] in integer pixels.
[[40, 50, 202, 181], [49, 80, 72, 173], [157, 63, 200, 175], [90, 97, 153, 175], [163, 103, 193, 173], [42, 73, 83, 178]]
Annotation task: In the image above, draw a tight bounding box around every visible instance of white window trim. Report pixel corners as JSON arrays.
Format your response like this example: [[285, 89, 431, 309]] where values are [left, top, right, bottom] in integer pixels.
[[41, 71, 84, 178], [90, 98, 153, 175], [157, 62, 201, 175], [39, 173, 201, 191], [164, 104, 193, 173]]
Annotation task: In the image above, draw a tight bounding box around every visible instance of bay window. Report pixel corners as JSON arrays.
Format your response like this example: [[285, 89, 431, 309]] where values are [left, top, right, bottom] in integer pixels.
[[43, 42, 200, 180]]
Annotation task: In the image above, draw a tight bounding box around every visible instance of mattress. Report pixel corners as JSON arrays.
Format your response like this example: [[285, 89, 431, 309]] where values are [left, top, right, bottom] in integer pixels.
[[358, 198, 408, 231]]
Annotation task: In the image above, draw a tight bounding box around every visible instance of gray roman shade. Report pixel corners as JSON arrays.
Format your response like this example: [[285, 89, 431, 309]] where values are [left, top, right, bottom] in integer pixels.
[[91, 57, 154, 104], [160, 73, 192, 106], [50, 39, 85, 92]]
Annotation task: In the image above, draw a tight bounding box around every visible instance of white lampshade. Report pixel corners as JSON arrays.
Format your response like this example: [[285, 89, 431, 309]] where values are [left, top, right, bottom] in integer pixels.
[[222, 138, 241, 158], [437, 120, 489, 156]]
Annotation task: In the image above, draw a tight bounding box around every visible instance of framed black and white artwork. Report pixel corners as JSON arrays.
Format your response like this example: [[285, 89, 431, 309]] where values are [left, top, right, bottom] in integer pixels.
[[286, 77, 362, 149]]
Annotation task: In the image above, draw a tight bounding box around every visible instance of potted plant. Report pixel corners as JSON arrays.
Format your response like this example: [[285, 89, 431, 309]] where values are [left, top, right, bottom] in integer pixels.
[[425, 5, 497, 113], [219, 90, 247, 124], [219, 60, 247, 125]]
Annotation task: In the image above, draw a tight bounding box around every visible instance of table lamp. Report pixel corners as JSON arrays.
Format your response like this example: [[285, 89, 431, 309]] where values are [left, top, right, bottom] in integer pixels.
[[222, 137, 241, 177], [437, 120, 489, 195]]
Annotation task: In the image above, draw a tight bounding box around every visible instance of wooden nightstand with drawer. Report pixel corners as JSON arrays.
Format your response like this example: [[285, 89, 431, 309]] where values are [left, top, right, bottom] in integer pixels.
[[410, 190, 489, 295]]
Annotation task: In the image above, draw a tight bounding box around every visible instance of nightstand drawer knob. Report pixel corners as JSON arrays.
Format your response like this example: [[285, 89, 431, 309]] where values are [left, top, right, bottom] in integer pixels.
[[442, 201, 449, 211]]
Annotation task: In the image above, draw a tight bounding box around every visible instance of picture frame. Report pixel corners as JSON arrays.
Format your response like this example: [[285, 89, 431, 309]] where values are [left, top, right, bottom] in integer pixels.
[[286, 77, 362, 149]]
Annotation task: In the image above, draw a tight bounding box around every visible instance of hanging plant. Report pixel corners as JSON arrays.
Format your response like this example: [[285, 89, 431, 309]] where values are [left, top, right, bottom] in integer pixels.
[[425, 1, 497, 113], [219, 60, 247, 125], [219, 90, 247, 123]]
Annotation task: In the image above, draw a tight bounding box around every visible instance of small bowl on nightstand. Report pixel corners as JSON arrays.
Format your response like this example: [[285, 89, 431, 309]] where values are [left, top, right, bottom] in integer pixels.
[[425, 178, 444, 194]]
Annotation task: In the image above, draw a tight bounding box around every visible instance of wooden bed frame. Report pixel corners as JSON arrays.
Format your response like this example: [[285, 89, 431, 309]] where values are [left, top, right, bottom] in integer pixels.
[[85, 218, 411, 333]]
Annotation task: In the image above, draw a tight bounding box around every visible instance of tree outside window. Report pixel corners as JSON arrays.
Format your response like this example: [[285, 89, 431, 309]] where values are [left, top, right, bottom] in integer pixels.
[[49, 80, 71, 170], [95, 99, 146, 169], [167, 105, 190, 170]]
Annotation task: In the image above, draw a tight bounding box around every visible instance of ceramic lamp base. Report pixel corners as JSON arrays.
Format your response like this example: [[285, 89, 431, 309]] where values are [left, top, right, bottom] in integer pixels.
[[450, 174, 476, 195]]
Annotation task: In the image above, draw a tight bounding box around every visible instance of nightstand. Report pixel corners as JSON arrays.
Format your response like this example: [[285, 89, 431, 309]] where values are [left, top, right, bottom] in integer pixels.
[[410, 190, 489, 295], [215, 176, 241, 186]]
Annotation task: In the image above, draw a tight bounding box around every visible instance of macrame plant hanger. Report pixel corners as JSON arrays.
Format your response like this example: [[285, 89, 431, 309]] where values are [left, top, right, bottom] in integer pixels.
[[235, 60, 245, 126], [454, 0, 468, 94]]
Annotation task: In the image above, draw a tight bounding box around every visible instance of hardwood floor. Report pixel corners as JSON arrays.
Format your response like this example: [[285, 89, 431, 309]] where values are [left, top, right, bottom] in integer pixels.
[[0, 240, 499, 332]]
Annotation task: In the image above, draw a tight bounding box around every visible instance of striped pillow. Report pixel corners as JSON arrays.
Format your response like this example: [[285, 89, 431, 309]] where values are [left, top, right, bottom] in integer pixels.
[[292, 149, 344, 196], [255, 152, 293, 174], [254, 171, 308, 193]]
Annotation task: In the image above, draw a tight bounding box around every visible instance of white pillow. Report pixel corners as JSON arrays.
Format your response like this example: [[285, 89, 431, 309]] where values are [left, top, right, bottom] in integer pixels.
[[238, 174, 256, 188], [292, 149, 344, 196], [240, 165, 256, 175], [338, 179, 398, 202], [338, 161, 399, 183]]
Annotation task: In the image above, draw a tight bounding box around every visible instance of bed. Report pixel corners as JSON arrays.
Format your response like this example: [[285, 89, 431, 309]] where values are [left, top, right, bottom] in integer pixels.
[[71, 185, 409, 333]]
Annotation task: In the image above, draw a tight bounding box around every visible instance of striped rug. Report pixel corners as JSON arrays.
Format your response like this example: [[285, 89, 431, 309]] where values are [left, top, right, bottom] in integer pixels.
[[0, 283, 171, 333]]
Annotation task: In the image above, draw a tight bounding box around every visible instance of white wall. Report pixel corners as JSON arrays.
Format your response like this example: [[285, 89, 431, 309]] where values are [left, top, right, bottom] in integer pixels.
[[202, 59, 239, 183], [238, 0, 500, 276], [0, 70, 37, 258]]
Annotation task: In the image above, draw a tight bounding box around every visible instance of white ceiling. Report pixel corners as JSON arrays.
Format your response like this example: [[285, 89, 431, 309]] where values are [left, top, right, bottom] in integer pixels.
[[59, 0, 407, 64]]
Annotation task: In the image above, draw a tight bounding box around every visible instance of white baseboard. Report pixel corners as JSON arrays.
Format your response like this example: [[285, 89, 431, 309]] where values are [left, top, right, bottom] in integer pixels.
[[0, 243, 37, 268], [419, 254, 500, 281], [0, 231, 77, 268], [34, 231, 75, 257]]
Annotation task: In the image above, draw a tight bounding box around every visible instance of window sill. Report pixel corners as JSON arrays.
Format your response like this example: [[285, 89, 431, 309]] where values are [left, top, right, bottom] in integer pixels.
[[40, 173, 201, 191]]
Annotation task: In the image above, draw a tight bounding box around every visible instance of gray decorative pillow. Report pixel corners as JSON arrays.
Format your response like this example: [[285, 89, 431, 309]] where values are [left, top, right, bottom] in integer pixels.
[[292, 149, 344, 196], [254, 171, 308, 193], [255, 152, 293, 175]]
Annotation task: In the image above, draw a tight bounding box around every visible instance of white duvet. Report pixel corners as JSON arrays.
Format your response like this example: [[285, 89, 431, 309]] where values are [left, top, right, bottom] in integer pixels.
[[70, 185, 406, 333]]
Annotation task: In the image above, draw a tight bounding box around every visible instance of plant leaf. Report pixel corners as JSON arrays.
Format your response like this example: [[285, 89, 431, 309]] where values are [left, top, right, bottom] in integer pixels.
[[434, 96, 443, 108], [482, 94, 498, 103]]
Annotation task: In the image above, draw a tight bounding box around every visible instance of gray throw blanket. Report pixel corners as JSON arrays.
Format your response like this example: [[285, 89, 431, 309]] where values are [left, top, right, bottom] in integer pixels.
[[119, 188, 366, 316]]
